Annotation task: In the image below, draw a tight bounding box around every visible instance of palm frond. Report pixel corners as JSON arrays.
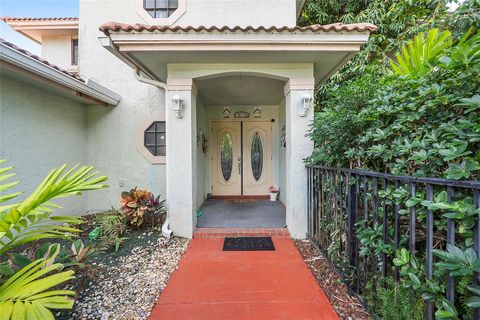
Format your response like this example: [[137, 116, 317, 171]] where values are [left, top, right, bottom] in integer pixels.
[[0, 161, 108, 255], [0, 258, 75, 320]]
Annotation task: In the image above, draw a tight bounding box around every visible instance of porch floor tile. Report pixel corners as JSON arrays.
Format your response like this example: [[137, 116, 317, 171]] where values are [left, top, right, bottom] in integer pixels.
[[197, 199, 286, 228], [149, 238, 339, 320], [194, 227, 290, 238]]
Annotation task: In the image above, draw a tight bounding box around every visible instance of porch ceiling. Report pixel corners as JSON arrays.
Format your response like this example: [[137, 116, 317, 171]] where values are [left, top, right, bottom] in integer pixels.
[[196, 74, 285, 106], [99, 22, 376, 85]]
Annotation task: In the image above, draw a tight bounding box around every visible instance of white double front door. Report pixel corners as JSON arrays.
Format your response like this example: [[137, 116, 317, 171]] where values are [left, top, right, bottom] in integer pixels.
[[210, 121, 273, 196]]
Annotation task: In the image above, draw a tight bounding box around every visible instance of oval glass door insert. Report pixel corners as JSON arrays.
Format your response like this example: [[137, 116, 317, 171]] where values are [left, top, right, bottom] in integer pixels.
[[220, 132, 233, 181], [251, 132, 263, 181]]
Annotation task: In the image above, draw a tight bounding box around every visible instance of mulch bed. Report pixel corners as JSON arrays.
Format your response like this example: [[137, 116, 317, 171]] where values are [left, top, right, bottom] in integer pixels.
[[294, 239, 370, 320]]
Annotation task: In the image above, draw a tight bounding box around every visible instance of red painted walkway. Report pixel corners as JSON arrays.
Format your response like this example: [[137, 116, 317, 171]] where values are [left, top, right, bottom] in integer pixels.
[[150, 237, 339, 320]]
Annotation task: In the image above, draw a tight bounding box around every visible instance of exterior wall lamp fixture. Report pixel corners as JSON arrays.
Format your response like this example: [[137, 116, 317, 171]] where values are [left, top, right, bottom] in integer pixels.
[[172, 93, 184, 119], [299, 92, 313, 117]]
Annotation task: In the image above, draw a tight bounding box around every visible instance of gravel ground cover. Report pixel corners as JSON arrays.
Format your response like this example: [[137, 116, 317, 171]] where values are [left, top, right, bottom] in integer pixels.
[[56, 220, 189, 320], [294, 239, 370, 320]]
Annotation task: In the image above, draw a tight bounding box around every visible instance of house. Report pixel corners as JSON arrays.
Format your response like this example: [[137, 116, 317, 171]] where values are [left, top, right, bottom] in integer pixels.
[[1, 0, 375, 238]]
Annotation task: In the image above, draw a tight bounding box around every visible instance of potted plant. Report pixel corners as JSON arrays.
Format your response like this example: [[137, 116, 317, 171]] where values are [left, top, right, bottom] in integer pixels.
[[268, 185, 279, 201]]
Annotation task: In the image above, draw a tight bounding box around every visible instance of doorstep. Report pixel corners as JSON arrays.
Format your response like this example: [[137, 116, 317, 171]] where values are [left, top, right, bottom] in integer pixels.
[[194, 228, 290, 238]]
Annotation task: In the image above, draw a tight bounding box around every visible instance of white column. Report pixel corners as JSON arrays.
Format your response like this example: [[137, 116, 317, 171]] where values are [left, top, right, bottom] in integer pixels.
[[166, 79, 198, 238], [284, 78, 315, 239]]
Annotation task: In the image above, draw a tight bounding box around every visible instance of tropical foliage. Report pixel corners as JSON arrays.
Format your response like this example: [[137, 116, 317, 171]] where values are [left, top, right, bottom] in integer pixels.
[[304, 0, 480, 318], [95, 211, 128, 252], [120, 188, 166, 227], [0, 161, 107, 319]]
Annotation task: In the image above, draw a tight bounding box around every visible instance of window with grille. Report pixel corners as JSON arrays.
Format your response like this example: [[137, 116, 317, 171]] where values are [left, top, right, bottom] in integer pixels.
[[144, 121, 166, 156], [144, 0, 178, 18]]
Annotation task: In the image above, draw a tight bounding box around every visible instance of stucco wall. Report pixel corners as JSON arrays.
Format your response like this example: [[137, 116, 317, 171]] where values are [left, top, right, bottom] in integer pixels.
[[0, 76, 87, 214], [80, 0, 166, 212], [174, 0, 296, 27], [79, 0, 296, 30], [42, 35, 76, 72], [195, 98, 208, 209], [278, 98, 286, 203]]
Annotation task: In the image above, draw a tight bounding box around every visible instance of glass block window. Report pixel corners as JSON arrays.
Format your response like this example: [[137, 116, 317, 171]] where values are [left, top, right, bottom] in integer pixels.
[[144, 121, 166, 156], [144, 0, 178, 18]]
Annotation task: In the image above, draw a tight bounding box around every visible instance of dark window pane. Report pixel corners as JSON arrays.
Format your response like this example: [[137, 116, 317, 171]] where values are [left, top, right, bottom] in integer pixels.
[[146, 10, 156, 18], [251, 132, 263, 181], [144, 0, 155, 9], [144, 121, 166, 156], [155, 121, 165, 131], [156, 146, 166, 156], [146, 145, 156, 155], [156, 0, 168, 8], [157, 133, 166, 145], [155, 10, 168, 18], [145, 123, 155, 132], [144, 0, 177, 17], [71, 39, 78, 66], [145, 132, 155, 146]]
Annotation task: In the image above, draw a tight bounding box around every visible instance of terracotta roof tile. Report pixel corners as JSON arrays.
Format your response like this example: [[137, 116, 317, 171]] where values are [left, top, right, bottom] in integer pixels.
[[0, 38, 84, 82], [1, 17, 78, 22], [99, 22, 377, 34]]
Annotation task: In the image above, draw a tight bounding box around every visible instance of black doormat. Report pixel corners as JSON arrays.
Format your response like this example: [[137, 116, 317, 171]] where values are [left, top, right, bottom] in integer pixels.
[[223, 237, 275, 251]]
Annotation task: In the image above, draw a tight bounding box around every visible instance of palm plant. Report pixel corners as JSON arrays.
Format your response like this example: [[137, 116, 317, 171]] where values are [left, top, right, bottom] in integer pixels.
[[0, 161, 108, 255], [390, 28, 453, 78], [0, 259, 75, 319], [0, 160, 107, 319]]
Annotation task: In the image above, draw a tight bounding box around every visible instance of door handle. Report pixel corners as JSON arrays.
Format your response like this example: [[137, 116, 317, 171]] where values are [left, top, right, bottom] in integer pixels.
[[237, 157, 242, 175]]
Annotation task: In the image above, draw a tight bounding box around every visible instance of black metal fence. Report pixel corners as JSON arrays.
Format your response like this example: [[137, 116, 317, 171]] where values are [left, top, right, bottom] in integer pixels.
[[306, 165, 480, 319]]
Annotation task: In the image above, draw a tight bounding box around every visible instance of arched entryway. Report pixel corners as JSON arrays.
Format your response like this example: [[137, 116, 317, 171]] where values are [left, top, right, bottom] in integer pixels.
[[193, 72, 288, 228]]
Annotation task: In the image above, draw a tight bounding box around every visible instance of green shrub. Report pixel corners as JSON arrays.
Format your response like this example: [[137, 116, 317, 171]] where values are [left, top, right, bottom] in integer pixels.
[[364, 277, 425, 320], [349, 31, 480, 179]]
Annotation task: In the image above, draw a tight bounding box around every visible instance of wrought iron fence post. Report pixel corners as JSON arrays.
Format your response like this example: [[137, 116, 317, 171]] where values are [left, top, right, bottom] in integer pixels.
[[425, 185, 434, 320], [347, 174, 358, 266], [474, 190, 480, 320]]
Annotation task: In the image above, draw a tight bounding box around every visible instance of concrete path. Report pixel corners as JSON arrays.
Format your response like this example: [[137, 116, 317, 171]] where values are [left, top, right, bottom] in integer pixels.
[[150, 237, 339, 320]]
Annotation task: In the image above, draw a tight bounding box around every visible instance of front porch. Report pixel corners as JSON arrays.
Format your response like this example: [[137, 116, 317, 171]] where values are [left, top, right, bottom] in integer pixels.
[[99, 22, 374, 238], [197, 199, 286, 228]]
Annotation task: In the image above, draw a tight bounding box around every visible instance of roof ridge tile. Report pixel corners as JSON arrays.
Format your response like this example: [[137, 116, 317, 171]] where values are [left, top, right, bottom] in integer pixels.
[[1, 17, 78, 22]]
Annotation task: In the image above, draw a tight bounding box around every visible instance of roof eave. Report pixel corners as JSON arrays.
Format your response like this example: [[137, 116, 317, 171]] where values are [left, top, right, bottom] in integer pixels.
[[0, 42, 120, 106], [2, 18, 79, 44]]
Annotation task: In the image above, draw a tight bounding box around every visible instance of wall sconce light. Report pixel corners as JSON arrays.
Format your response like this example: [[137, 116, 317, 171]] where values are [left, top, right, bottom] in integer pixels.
[[172, 93, 184, 119], [299, 92, 313, 117]]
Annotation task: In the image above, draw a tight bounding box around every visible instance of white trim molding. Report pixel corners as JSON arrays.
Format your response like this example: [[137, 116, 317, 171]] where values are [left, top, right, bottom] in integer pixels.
[[283, 78, 315, 96], [136, 0, 186, 26], [137, 113, 167, 164], [167, 78, 198, 96]]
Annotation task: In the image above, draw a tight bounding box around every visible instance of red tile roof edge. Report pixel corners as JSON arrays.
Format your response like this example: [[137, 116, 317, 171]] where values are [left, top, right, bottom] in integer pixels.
[[99, 22, 378, 35], [0, 38, 84, 82], [1, 17, 79, 22]]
